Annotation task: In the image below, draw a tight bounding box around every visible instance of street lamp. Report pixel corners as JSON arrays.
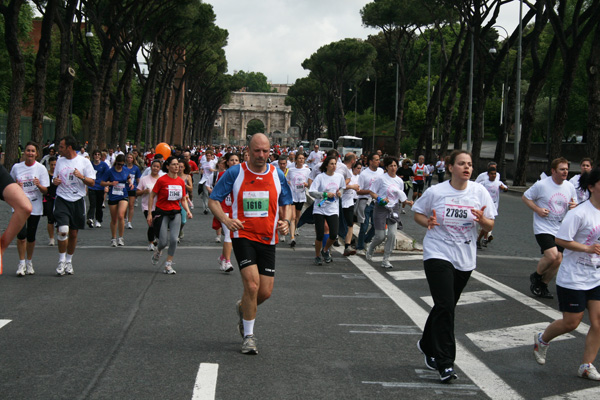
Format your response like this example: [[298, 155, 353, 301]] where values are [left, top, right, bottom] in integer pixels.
[[467, 30, 474, 152], [514, 0, 523, 172]]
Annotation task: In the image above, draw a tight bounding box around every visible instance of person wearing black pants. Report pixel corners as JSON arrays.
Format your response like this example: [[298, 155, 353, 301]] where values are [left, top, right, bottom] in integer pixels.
[[88, 150, 108, 228]]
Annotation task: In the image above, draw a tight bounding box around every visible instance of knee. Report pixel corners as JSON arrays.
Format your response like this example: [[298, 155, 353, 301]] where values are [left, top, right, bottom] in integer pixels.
[[563, 318, 582, 332], [244, 280, 260, 296], [57, 225, 69, 241]]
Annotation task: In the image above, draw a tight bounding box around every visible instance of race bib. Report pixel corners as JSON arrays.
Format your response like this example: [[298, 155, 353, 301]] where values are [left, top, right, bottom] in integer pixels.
[[20, 176, 37, 198], [113, 183, 125, 197], [243, 191, 269, 217], [168, 185, 183, 201], [442, 196, 475, 241]]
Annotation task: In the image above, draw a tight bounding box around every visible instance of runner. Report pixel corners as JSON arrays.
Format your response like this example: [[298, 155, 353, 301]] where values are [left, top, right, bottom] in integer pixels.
[[355, 153, 383, 256], [101, 154, 133, 247], [569, 158, 593, 204], [43, 156, 57, 245], [435, 154, 446, 183], [477, 166, 508, 249], [177, 159, 193, 243], [87, 150, 108, 228], [341, 162, 361, 256], [412, 155, 428, 201], [208, 133, 292, 355], [199, 149, 217, 214], [10, 141, 50, 276], [147, 156, 193, 274], [286, 152, 310, 248], [215, 152, 240, 273], [413, 150, 496, 383], [52, 136, 97, 276], [398, 158, 414, 214], [523, 157, 578, 299], [366, 157, 413, 268], [137, 159, 161, 251], [124, 153, 141, 229], [306, 144, 323, 170], [533, 167, 600, 381], [0, 164, 32, 262], [309, 156, 345, 265]]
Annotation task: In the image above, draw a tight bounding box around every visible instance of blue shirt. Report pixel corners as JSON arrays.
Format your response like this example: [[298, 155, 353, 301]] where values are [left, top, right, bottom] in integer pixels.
[[125, 165, 141, 191], [91, 161, 109, 191], [102, 167, 130, 201]]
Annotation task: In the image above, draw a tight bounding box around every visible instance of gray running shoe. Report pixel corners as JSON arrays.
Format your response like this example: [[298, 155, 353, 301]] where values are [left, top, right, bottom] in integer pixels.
[[163, 262, 176, 274], [65, 262, 73, 275], [16, 262, 26, 277], [241, 335, 258, 355], [25, 260, 35, 275], [381, 260, 393, 269], [236, 300, 244, 338], [321, 249, 332, 263], [151, 249, 162, 265], [56, 261, 66, 276], [417, 340, 437, 371], [314, 256, 323, 266]]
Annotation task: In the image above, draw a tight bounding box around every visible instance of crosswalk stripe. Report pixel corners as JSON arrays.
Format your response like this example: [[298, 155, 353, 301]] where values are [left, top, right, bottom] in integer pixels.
[[192, 363, 219, 400], [0, 320, 11, 329], [421, 290, 505, 308], [542, 387, 600, 400], [466, 323, 574, 352]]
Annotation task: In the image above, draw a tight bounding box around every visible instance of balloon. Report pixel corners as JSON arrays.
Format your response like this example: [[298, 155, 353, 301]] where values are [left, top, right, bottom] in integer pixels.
[[155, 143, 171, 159]]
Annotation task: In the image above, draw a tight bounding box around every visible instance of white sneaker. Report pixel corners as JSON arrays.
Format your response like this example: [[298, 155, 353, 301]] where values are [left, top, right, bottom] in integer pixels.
[[147, 243, 156, 251], [126, 222, 133, 229], [111, 239, 118, 247], [48, 238, 55, 246], [215, 236, 221, 243], [151, 249, 162, 265], [118, 237, 125, 246], [356, 249, 366, 256], [533, 332, 549, 365], [65, 262, 73, 275], [223, 260, 234, 273], [365, 248, 374, 261], [381, 260, 393, 269], [56, 261, 66, 276], [26, 260, 35, 275], [578, 363, 600, 381], [95, 221, 102, 228], [135, 200, 139, 207], [164, 261, 176, 274], [280, 236, 285, 243], [16, 262, 26, 276]]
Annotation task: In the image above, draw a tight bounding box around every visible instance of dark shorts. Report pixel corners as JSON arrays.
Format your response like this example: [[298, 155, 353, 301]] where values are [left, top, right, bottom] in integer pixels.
[[128, 191, 137, 198], [232, 237, 276, 277], [535, 234, 564, 254], [557, 284, 600, 313], [54, 196, 86, 230], [108, 198, 128, 206], [17, 215, 41, 242], [293, 201, 304, 211], [414, 180, 425, 193]]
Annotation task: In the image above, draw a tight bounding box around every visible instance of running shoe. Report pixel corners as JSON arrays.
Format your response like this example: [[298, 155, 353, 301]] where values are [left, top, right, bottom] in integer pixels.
[[295, 228, 301, 236], [135, 199, 139, 207], [533, 332, 549, 365], [343, 247, 356, 256], [417, 340, 437, 371], [482, 239, 488, 247], [147, 243, 155, 251], [56, 261, 66, 276], [203, 209, 208, 215], [356, 249, 366, 256], [215, 236, 221, 243], [539, 283, 554, 299], [26, 260, 35, 275], [381, 260, 393, 269], [332, 239, 340, 247], [236, 300, 244, 338], [321, 249, 332, 263], [314, 256, 323, 266], [365, 248, 374, 261], [241, 335, 258, 355], [65, 262, 73, 275], [16, 262, 26, 277], [401, 209, 406, 214], [179, 230, 184, 239], [48, 238, 55, 246], [218, 255, 225, 269], [111, 239, 117, 247], [164, 262, 176, 274], [151, 249, 162, 265], [290, 239, 296, 249], [578, 363, 600, 381], [487, 234, 494, 243], [126, 222, 133, 229], [95, 221, 102, 228], [529, 272, 542, 297], [439, 367, 458, 383], [87, 219, 94, 228], [118, 237, 125, 246], [222, 260, 234, 273], [476, 241, 482, 250]]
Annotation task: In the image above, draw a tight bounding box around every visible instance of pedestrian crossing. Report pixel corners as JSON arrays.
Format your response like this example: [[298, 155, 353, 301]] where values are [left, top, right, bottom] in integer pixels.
[[0, 319, 10, 329]]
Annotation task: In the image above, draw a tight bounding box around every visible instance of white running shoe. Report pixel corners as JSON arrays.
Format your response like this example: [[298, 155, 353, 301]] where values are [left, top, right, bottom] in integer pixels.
[[381, 260, 393, 269], [118, 237, 125, 246], [147, 243, 156, 251], [356, 249, 366, 256], [533, 332, 549, 365], [164, 261, 176, 274], [223, 260, 234, 273], [215, 236, 221, 243], [578, 363, 600, 381], [111, 239, 118, 247], [26, 260, 35, 275], [126, 222, 133, 229], [16, 262, 26, 277], [48, 238, 55, 246], [95, 221, 102, 228], [151, 249, 162, 265], [56, 261, 66, 276], [65, 262, 73, 275], [365, 248, 374, 261]]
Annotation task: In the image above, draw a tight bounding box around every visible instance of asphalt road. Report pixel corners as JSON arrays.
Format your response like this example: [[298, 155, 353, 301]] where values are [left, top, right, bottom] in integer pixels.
[[0, 185, 599, 399]]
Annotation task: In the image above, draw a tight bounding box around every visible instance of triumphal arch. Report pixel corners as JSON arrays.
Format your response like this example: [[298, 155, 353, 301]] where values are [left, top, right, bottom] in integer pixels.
[[219, 92, 292, 146]]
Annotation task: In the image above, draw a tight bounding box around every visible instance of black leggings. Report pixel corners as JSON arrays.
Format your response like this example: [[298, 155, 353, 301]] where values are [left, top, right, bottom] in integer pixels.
[[313, 214, 339, 242], [17, 215, 41, 242], [87, 189, 105, 222], [143, 210, 156, 242]]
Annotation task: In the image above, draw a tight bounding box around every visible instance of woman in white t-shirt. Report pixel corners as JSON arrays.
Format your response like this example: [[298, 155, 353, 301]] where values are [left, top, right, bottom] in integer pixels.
[[309, 156, 345, 265], [412, 150, 496, 383], [341, 162, 362, 256], [366, 157, 413, 268], [534, 167, 600, 381], [286, 152, 310, 248], [477, 166, 508, 249], [136, 159, 161, 251], [10, 141, 50, 276]]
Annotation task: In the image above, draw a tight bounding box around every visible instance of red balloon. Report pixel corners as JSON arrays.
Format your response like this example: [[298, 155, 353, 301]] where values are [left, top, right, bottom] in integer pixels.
[[155, 143, 171, 159]]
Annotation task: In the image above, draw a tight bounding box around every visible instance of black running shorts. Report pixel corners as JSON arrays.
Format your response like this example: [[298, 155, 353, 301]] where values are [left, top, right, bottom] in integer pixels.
[[232, 237, 276, 277]]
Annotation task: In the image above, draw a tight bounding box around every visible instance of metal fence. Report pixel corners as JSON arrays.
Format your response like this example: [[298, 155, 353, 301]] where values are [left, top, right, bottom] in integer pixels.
[[0, 113, 56, 146]]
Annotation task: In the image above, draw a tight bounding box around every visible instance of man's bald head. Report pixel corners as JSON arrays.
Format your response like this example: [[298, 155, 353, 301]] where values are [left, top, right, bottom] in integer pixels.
[[248, 133, 270, 172], [249, 133, 269, 150]]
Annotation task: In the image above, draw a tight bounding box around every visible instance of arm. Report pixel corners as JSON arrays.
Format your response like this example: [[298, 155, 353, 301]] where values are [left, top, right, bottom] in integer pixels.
[[522, 195, 549, 218], [414, 211, 439, 230], [555, 238, 600, 255], [73, 168, 95, 187], [208, 198, 244, 231], [146, 191, 156, 226], [1, 184, 32, 253]]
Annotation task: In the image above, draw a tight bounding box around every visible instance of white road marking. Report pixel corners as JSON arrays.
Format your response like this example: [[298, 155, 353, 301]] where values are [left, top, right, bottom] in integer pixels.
[[387, 270, 426, 281], [323, 292, 388, 299], [0, 320, 11, 329], [466, 323, 574, 352], [339, 324, 421, 335], [421, 290, 505, 308], [363, 381, 480, 390], [191, 363, 219, 400], [344, 255, 523, 399], [542, 387, 600, 400]]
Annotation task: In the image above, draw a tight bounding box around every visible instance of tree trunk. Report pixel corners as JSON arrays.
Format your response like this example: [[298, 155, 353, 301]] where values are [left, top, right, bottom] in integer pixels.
[[587, 23, 600, 162], [453, 75, 469, 152], [119, 66, 134, 150]]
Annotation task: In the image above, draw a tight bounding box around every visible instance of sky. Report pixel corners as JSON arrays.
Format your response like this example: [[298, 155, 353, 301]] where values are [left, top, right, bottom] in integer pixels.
[[206, 0, 523, 85]]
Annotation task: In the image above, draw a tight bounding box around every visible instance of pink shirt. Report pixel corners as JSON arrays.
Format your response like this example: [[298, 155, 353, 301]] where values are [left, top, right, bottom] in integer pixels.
[[138, 174, 159, 211]]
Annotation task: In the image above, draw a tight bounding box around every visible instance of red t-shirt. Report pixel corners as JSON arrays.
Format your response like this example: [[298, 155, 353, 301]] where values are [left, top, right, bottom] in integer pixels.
[[188, 160, 199, 172], [152, 175, 186, 211], [145, 153, 155, 167]]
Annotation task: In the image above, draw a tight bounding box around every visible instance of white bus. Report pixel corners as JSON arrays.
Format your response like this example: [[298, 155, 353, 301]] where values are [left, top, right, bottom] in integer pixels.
[[336, 136, 363, 157], [314, 138, 335, 153]]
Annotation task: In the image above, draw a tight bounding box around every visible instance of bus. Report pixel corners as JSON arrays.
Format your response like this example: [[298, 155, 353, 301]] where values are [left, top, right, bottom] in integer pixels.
[[314, 138, 335, 153], [336, 136, 363, 157]]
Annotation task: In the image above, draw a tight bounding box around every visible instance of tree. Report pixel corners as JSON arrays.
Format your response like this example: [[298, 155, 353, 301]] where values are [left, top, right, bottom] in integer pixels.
[[232, 70, 274, 93]]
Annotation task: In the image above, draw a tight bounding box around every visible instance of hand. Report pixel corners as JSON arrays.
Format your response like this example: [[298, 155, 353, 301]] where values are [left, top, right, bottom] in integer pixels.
[[33, 178, 40, 187], [336, 191, 341, 198], [427, 209, 440, 230], [225, 218, 244, 232], [587, 243, 600, 255], [129, 183, 134, 190], [326, 192, 334, 199], [104, 186, 109, 193], [277, 219, 289, 235], [536, 207, 550, 218], [146, 214, 153, 226], [73, 168, 83, 180], [569, 198, 577, 210], [186, 211, 193, 219], [471, 205, 487, 222], [405, 200, 414, 207], [53, 177, 62, 186]]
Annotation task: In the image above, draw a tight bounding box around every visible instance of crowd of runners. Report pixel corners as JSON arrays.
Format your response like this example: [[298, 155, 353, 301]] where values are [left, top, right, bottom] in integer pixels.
[[2, 134, 600, 384]]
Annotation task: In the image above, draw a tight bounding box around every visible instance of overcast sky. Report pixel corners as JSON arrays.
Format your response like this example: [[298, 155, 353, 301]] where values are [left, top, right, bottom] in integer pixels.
[[206, 0, 522, 84]]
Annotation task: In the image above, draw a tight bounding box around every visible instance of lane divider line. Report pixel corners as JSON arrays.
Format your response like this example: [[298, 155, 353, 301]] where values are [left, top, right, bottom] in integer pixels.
[[192, 363, 219, 400]]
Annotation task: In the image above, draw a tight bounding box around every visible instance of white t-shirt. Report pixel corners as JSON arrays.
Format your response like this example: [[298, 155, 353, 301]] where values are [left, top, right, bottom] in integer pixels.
[[413, 181, 496, 271], [55, 155, 96, 202], [480, 179, 507, 212], [523, 177, 577, 235], [435, 160, 445, 172], [199, 159, 217, 185], [286, 165, 311, 203], [342, 173, 359, 208], [307, 150, 323, 169], [569, 174, 589, 204], [137, 174, 159, 211], [556, 201, 600, 290], [10, 161, 50, 215], [310, 172, 346, 216], [475, 171, 501, 184], [357, 167, 384, 200], [370, 174, 407, 208]]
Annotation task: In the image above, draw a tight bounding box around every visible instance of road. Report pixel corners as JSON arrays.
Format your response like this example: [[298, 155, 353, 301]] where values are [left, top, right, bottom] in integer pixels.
[[0, 187, 599, 399]]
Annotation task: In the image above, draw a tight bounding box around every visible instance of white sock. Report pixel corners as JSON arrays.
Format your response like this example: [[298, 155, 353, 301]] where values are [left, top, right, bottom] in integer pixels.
[[243, 319, 255, 337], [65, 254, 73, 263], [59, 252, 66, 262], [19, 259, 25, 265]]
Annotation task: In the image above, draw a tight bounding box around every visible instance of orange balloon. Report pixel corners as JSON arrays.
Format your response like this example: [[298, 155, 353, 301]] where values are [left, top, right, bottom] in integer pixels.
[[155, 143, 171, 159]]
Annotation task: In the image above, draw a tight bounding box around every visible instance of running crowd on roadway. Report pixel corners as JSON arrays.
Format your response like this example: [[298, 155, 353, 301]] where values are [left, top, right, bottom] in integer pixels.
[[2, 134, 600, 384]]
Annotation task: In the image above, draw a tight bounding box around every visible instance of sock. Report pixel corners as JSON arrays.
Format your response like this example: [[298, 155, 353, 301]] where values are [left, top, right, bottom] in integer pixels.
[[538, 333, 549, 345], [243, 319, 255, 337], [65, 254, 73, 263], [345, 244, 350, 249], [59, 252, 66, 262], [226, 259, 230, 263], [19, 259, 25, 264]]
